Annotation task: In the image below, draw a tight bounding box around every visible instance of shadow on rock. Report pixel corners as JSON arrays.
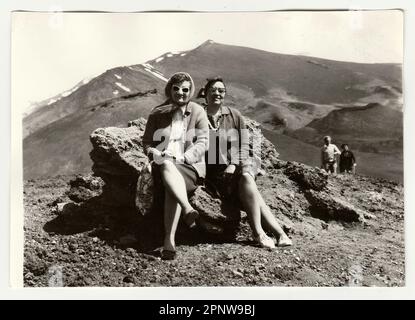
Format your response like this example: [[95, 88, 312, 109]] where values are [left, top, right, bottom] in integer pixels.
[[43, 195, 161, 252]]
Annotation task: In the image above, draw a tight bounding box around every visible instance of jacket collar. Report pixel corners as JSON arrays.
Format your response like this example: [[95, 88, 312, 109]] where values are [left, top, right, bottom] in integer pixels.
[[202, 104, 231, 115], [152, 101, 193, 116], [221, 106, 231, 115]]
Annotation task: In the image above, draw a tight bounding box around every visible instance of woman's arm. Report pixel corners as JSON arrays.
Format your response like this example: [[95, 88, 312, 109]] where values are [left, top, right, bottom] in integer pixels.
[[239, 114, 255, 177], [228, 109, 254, 177]]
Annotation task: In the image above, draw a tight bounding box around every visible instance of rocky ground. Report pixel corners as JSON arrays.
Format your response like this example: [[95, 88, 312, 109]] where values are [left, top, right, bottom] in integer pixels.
[[23, 171, 405, 287]]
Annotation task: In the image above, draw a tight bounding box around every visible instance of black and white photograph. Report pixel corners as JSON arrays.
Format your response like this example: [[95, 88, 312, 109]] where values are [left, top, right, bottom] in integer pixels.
[[13, 10, 405, 288]]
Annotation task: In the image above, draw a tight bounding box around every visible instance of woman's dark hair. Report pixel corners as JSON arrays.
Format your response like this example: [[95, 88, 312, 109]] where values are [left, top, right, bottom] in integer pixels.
[[164, 72, 195, 99], [197, 76, 226, 101], [341, 143, 349, 149]]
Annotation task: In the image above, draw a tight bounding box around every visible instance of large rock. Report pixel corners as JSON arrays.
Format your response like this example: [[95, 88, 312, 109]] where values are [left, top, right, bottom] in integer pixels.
[[89, 119, 148, 207], [82, 116, 369, 242], [190, 186, 241, 235], [305, 190, 365, 222], [284, 161, 328, 191], [244, 118, 281, 173], [87, 117, 289, 236]]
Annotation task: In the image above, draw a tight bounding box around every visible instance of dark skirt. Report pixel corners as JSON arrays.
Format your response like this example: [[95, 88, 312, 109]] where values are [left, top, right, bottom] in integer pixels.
[[205, 164, 243, 205], [152, 162, 200, 194]]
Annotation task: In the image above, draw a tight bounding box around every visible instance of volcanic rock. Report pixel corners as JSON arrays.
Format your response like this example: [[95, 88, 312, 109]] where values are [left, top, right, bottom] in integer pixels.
[[81, 116, 370, 241], [67, 174, 104, 203], [305, 189, 365, 222]]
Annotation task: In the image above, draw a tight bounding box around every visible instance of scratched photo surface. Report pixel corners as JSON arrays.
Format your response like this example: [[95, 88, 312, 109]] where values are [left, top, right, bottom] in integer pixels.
[[14, 11, 404, 287]]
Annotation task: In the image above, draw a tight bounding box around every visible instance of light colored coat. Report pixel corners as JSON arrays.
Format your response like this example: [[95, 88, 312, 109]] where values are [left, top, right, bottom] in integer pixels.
[[142, 101, 209, 178]]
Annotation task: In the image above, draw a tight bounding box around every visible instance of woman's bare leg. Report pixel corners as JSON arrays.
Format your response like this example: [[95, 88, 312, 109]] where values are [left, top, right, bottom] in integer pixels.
[[163, 189, 181, 252], [238, 173, 265, 238], [257, 193, 292, 246], [159, 160, 193, 214], [240, 173, 292, 247]]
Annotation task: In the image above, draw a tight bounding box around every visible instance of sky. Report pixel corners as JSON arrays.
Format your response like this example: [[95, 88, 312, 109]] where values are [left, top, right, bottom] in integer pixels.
[[12, 10, 403, 113]]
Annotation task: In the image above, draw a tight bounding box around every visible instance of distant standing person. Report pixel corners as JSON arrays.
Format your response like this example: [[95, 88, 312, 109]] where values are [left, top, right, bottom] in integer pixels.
[[321, 136, 341, 174], [339, 144, 357, 174]]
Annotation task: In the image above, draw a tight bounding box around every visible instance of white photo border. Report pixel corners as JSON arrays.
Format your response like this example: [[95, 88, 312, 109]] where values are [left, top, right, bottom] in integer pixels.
[[2, 0, 414, 300]]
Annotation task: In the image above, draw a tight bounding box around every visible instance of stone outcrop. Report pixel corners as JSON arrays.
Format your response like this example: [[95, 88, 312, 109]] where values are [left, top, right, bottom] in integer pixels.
[[243, 118, 281, 173], [67, 174, 105, 203], [284, 161, 328, 191], [305, 190, 365, 222], [89, 119, 148, 207]]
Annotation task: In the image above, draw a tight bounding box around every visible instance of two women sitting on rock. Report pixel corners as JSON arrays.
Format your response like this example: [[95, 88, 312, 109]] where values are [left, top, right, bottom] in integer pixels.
[[142, 72, 291, 260]]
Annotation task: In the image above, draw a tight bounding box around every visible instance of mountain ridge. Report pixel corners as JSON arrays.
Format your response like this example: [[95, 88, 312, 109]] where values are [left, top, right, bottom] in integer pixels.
[[23, 40, 403, 181]]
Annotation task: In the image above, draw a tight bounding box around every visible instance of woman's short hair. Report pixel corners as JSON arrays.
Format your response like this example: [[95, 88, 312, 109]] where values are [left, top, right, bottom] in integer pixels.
[[164, 72, 195, 99], [197, 76, 226, 100]]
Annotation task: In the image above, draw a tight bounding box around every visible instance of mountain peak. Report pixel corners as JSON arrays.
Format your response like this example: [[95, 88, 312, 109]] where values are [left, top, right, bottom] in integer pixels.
[[196, 39, 215, 49]]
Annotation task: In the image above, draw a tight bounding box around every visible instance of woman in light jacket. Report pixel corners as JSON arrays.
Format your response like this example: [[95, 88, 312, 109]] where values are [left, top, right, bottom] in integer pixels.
[[142, 72, 209, 260]]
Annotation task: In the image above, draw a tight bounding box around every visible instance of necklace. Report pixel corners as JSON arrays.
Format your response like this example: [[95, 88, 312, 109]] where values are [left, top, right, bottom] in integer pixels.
[[206, 106, 223, 131]]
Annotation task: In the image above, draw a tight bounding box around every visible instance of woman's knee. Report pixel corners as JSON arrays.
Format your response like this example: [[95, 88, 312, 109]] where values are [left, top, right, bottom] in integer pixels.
[[160, 160, 175, 173], [239, 173, 262, 199], [239, 173, 256, 188]]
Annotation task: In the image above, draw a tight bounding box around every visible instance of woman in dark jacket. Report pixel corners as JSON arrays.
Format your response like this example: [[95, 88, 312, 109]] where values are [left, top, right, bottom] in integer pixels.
[[199, 77, 292, 248], [142, 72, 209, 259]]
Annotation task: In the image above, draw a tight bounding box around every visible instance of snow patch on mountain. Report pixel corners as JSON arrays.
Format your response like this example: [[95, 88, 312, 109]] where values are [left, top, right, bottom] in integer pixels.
[[142, 63, 154, 69], [61, 91, 71, 97], [115, 82, 131, 92], [144, 68, 168, 82], [47, 99, 57, 105]]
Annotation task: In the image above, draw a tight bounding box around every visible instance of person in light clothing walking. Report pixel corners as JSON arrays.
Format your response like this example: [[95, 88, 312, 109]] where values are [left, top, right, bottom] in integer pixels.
[[321, 136, 341, 174]]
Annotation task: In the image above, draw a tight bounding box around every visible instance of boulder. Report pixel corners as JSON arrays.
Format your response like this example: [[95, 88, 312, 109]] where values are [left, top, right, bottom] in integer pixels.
[[305, 190, 365, 222], [67, 174, 104, 203], [284, 161, 328, 191], [244, 118, 281, 173], [82, 116, 369, 243], [190, 186, 241, 235], [89, 119, 148, 207]]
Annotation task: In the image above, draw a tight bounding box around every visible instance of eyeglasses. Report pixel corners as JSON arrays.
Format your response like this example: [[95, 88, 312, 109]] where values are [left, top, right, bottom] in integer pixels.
[[172, 86, 190, 93], [209, 87, 226, 94]]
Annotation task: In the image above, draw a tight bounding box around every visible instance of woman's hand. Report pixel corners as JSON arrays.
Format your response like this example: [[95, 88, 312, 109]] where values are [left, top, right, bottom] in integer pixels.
[[161, 150, 185, 163], [161, 150, 174, 158], [224, 164, 236, 175], [222, 164, 236, 181], [148, 147, 162, 157], [221, 164, 236, 195], [148, 148, 165, 164], [151, 149, 185, 164]]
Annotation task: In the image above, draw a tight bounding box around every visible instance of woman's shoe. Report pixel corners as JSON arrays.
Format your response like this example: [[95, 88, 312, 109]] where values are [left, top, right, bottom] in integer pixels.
[[254, 232, 276, 249], [183, 209, 199, 228], [278, 234, 293, 247], [161, 249, 177, 260]]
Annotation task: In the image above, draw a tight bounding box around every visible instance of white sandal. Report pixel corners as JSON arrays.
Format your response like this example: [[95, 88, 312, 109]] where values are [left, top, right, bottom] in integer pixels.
[[278, 235, 293, 247], [254, 232, 276, 249]]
